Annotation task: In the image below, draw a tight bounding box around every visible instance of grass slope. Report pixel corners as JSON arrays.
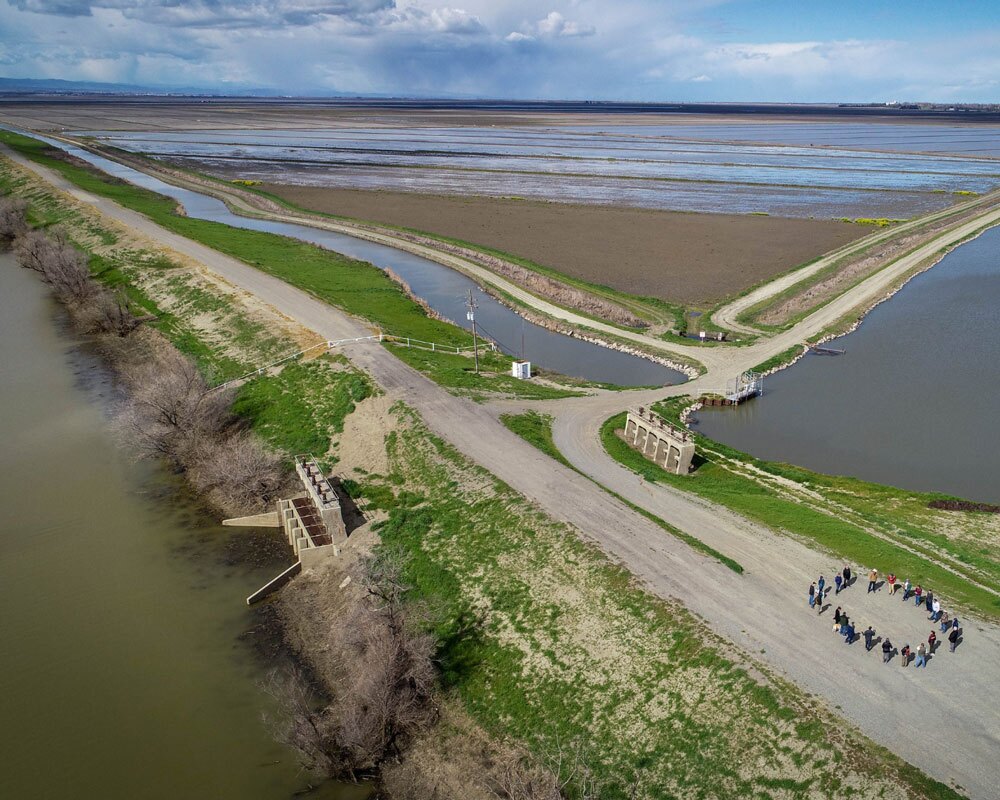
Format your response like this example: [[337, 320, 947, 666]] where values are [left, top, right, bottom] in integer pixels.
[[601, 402, 1000, 619], [346, 407, 960, 800]]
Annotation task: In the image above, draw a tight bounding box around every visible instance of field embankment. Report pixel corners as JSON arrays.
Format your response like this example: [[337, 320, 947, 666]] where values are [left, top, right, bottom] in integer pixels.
[[261, 184, 866, 306], [598, 398, 1000, 620]]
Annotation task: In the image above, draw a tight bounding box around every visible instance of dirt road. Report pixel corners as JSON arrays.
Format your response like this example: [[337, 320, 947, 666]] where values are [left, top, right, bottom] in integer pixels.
[[7, 146, 1000, 797], [710, 190, 1000, 335]]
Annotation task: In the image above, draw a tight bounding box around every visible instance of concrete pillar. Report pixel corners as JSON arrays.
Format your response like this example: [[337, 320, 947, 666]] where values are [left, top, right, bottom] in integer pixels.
[[667, 446, 680, 472], [654, 439, 669, 467], [625, 418, 637, 442]]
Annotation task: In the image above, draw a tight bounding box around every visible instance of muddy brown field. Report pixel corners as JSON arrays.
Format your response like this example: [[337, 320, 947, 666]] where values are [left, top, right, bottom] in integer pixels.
[[263, 184, 866, 305]]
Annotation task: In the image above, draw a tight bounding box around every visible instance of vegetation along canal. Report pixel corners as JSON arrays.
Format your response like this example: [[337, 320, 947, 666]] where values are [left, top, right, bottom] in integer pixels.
[[0, 252, 365, 800], [697, 226, 1000, 504], [23, 130, 685, 388]]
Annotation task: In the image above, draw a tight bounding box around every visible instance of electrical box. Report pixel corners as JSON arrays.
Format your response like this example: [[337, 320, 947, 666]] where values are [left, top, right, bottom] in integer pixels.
[[511, 361, 531, 380]]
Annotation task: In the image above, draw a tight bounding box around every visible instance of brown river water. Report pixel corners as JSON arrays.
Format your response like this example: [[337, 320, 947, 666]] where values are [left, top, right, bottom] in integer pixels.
[[0, 253, 364, 798]]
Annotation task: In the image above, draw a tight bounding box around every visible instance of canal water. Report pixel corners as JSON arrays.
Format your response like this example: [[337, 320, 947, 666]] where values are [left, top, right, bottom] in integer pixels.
[[0, 254, 363, 799], [696, 226, 1000, 504], [13, 129, 683, 388]]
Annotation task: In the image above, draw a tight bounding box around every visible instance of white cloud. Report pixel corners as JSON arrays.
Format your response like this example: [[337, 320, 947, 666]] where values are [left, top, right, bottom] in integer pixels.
[[506, 9, 594, 43], [381, 6, 485, 35], [2, 0, 998, 101], [535, 10, 593, 38]]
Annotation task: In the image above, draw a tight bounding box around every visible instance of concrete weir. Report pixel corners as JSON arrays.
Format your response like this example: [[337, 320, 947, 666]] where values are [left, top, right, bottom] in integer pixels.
[[624, 406, 695, 475], [237, 455, 348, 604]]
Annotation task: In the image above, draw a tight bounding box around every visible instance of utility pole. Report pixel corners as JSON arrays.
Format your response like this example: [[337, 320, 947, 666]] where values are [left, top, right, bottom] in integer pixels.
[[466, 288, 480, 374]]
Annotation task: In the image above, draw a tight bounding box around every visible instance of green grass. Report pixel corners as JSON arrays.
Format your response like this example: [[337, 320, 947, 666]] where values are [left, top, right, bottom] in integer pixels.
[[388, 345, 582, 400], [342, 408, 959, 800], [0, 130, 471, 346], [232, 356, 372, 459], [601, 400, 1000, 619], [751, 344, 807, 374], [499, 411, 572, 467], [501, 411, 742, 572]]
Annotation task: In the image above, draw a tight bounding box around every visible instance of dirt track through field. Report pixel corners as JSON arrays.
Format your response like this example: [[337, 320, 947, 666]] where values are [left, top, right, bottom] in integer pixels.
[[7, 145, 1000, 798], [262, 185, 865, 305]]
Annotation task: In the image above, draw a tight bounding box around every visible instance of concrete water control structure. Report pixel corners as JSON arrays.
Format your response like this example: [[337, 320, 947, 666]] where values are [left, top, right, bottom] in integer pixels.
[[233, 455, 349, 604], [624, 407, 696, 475]]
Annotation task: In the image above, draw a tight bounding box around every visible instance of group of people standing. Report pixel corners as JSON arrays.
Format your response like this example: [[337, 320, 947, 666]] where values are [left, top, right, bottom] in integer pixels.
[[807, 565, 964, 668]]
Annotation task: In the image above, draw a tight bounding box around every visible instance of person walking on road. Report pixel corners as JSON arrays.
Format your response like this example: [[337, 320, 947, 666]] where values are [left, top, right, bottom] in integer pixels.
[[864, 626, 875, 651], [913, 585, 923, 606], [939, 611, 950, 632], [925, 590, 935, 614], [845, 622, 856, 644], [834, 606, 843, 626], [949, 626, 960, 653], [882, 638, 893, 663], [915, 642, 927, 668], [842, 565, 852, 589], [840, 615, 850, 638], [808, 582, 816, 609], [900, 644, 911, 667], [834, 573, 843, 595], [927, 630, 937, 654], [902, 578, 912, 601], [931, 598, 942, 622], [887, 573, 897, 595], [867, 568, 879, 593]]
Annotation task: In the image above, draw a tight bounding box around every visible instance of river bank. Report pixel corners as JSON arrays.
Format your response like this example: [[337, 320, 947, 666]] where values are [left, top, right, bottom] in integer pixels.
[[0, 251, 364, 800]]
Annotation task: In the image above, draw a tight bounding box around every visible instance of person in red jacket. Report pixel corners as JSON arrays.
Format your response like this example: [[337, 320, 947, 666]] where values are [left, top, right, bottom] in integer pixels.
[[928, 630, 938, 654]]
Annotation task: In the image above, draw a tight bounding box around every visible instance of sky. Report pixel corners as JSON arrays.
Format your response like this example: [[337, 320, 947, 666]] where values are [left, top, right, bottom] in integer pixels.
[[1, 0, 998, 101]]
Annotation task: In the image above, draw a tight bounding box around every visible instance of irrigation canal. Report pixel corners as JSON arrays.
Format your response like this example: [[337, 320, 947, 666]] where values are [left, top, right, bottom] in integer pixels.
[[11, 128, 685, 388]]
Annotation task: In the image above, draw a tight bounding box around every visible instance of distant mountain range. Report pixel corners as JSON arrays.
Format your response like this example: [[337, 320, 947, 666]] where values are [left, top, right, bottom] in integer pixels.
[[0, 77, 283, 97]]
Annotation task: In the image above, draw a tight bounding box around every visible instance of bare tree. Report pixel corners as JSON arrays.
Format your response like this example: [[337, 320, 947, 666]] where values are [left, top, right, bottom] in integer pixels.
[[188, 429, 286, 514], [269, 554, 439, 781], [91, 289, 145, 337], [0, 196, 28, 242], [117, 347, 235, 464], [14, 228, 97, 304]]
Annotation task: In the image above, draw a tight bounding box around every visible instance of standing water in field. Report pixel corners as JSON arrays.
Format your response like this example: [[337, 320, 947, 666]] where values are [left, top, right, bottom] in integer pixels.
[[0, 253, 364, 800], [16, 129, 684, 387], [696, 226, 1000, 504]]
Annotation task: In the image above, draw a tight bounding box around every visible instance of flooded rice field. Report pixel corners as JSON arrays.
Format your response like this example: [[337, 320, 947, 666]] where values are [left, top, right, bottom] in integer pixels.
[[24, 130, 684, 387], [84, 124, 1000, 218], [696, 225, 1000, 504]]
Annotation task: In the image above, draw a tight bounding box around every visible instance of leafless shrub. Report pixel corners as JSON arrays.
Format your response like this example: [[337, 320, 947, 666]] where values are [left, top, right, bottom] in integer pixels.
[[14, 228, 97, 305], [117, 346, 235, 464], [0, 196, 28, 242], [488, 740, 602, 800], [267, 552, 439, 781], [72, 287, 147, 337], [188, 430, 286, 514], [93, 289, 145, 336]]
